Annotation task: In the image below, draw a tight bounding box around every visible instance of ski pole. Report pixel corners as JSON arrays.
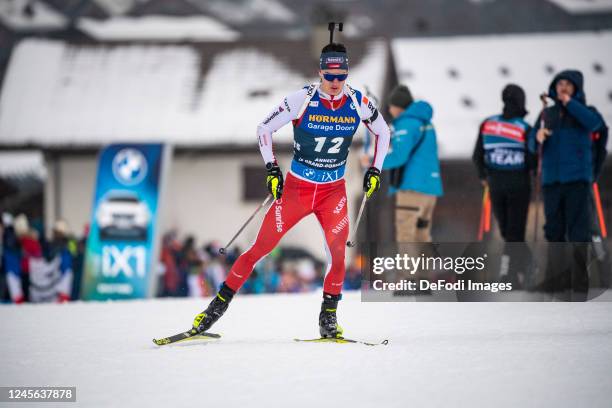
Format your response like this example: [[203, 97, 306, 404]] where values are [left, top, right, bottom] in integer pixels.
[[533, 93, 550, 242], [477, 201, 485, 241], [478, 185, 489, 241], [533, 143, 543, 243], [593, 182, 607, 238], [347, 193, 368, 248], [219, 195, 273, 254], [484, 187, 491, 234]]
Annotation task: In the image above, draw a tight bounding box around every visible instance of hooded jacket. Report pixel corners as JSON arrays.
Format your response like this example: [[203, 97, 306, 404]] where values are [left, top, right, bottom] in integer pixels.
[[382, 100, 443, 196], [528, 70, 604, 185]]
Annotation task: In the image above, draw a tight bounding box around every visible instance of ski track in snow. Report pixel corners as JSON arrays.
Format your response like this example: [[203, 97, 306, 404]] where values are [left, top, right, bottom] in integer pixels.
[[1, 291, 612, 407]]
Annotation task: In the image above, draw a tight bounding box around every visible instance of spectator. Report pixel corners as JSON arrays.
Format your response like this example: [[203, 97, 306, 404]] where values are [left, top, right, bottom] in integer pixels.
[[70, 224, 88, 301], [242, 268, 266, 294], [201, 242, 228, 295], [531, 70, 605, 240], [155, 232, 328, 297], [28, 220, 73, 303], [15, 214, 34, 301], [47, 220, 74, 302], [260, 256, 281, 293], [1, 213, 24, 303], [473, 84, 534, 242], [172, 236, 194, 296], [383, 85, 443, 242], [160, 231, 181, 296], [278, 263, 302, 293], [178, 236, 203, 297], [529, 69, 606, 296], [473, 84, 534, 286], [295, 258, 317, 291], [344, 254, 363, 290]]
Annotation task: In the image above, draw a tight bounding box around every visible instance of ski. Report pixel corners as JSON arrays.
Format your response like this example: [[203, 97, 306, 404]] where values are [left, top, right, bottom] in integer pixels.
[[153, 329, 221, 346], [294, 337, 389, 346]]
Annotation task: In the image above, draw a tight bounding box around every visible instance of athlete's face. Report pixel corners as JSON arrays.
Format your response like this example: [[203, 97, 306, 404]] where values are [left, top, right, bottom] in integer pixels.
[[319, 69, 348, 96]]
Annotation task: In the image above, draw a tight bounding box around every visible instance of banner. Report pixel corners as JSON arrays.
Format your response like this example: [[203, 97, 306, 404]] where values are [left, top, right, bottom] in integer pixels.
[[82, 144, 171, 300]]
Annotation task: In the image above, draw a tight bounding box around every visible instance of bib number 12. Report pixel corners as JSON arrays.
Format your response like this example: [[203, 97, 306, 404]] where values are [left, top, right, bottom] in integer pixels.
[[314, 137, 343, 154]]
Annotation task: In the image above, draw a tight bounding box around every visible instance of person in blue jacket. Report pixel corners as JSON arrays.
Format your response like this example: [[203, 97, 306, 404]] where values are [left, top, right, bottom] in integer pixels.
[[383, 85, 443, 242], [530, 69, 605, 297], [1, 218, 24, 304], [530, 69, 604, 243]]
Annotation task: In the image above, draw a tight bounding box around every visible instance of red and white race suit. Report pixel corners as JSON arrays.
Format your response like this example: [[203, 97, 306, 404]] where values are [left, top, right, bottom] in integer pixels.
[[225, 84, 390, 295]]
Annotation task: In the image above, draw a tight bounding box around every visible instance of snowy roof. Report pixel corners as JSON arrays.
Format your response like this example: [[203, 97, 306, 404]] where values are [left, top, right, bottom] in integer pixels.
[[0, 150, 46, 179], [195, 0, 297, 25], [93, 0, 139, 16], [0, 0, 67, 31], [392, 30, 612, 158], [77, 15, 240, 41], [0, 38, 387, 148], [546, 0, 612, 14]]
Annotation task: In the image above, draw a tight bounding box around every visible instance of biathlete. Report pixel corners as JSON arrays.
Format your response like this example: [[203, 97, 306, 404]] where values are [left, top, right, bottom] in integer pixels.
[[192, 41, 390, 338]]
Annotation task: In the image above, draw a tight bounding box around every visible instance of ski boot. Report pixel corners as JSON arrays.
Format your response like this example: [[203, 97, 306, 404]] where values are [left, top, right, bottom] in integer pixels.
[[193, 283, 235, 333], [319, 292, 343, 338]]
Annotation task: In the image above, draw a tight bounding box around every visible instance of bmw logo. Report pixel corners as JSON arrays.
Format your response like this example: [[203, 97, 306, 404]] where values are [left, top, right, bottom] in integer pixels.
[[112, 148, 148, 186], [349, 103, 356, 110], [303, 169, 315, 179]]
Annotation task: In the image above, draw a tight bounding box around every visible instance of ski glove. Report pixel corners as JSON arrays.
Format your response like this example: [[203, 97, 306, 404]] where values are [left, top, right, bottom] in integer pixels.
[[363, 167, 381, 199], [266, 162, 284, 200]]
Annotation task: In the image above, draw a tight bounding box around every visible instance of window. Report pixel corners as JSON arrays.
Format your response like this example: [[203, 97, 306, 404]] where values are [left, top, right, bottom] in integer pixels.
[[243, 165, 268, 201], [593, 62, 604, 74]]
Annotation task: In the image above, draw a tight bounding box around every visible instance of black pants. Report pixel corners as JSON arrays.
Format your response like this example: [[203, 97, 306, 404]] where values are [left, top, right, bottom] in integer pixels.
[[542, 182, 591, 242], [489, 180, 531, 242], [488, 173, 531, 287], [542, 242, 589, 298], [541, 182, 592, 297], [0, 272, 7, 302]]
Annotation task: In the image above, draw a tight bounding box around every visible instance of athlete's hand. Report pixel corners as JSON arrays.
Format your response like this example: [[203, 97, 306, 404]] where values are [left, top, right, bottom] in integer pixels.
[[266, 162, 284, 200], [363, 167, 381, 199]]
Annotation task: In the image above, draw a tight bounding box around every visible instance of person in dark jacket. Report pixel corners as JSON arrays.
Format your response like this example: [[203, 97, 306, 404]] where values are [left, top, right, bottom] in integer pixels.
[[529, 69, 605, 297], [473, 84, 535, 243], [530, 70, 604, 242], [473, 84, 535, 287]]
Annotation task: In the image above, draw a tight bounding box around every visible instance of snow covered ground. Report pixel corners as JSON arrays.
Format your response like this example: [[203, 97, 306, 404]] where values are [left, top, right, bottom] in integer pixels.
[[1, 291, 612, 407]]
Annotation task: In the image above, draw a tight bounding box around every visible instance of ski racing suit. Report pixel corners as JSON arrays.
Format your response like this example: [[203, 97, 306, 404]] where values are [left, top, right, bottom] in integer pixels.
[[224, 83, 390, 295]]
